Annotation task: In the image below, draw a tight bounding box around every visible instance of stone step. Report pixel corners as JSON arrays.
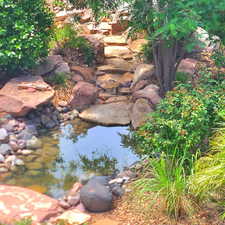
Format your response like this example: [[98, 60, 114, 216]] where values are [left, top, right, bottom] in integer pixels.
[[104, 46, 133, 59], [103, 35, 127, 46]]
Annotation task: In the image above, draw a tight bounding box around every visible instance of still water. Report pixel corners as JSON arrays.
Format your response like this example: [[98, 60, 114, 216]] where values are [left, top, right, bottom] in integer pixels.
[[1, 119, 140, 198]]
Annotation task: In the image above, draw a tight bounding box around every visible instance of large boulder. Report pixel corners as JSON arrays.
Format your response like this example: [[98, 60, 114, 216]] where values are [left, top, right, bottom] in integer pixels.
[[33, 55, 69, 76], [131, 64, 155, 88], [0, 185, 60, 224], [131, 98, 153, 129], [97, 74, 121, 90], [69, 81, 98, 111], [79, 102, 132, 125], [178, 58, 198, 76], [0, 76, 54, 117], [133, 84, 161, 105], [129, 39, 149, 53], [80, 177, 113, 212], [71, 66, 95, 82]]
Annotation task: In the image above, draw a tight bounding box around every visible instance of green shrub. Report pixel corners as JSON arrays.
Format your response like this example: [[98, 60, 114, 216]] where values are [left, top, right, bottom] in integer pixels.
[[139, 41, 153, 63], [175, 72, 189, 84], [51, 24, 94, 66], [46, 72, 69, 86], [52, 0, 66, 10], [135, 72, 225, 159], [0, 0, 53, 72], [212, 48, 225, 68], [135, 155, 196, 218]]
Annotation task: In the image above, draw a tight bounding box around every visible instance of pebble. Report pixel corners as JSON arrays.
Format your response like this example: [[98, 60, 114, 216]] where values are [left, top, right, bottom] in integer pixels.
[[15, 159, 25, 166], [9, 141, 19, 151], [67, 194, 80, 206], [59, 199, 71, 209], [0, 154, 5, 163], [21, 150, 33, 155], [0, 167, 8, 173], [0, 128, 9, 142], [26, 136, 42, 150], [0, 144, 12, 156], [5, 155, 16, 165]]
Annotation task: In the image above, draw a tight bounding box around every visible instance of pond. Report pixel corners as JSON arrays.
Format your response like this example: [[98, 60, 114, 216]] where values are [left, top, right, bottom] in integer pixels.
[[1, 118, 140, 198]]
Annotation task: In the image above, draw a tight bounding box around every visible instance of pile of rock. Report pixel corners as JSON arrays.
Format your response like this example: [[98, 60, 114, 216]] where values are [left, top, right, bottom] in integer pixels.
[[0, 115, 41, 172], [59, 169, 136, 213]]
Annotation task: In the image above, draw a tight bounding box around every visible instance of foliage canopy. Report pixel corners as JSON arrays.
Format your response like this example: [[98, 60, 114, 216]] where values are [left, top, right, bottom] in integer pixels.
[[0, 0, 53, 72]]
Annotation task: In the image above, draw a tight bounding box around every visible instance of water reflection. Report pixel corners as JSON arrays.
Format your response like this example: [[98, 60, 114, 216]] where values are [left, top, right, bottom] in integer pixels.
[[1, 119, 140, 198], [79, 152, 117, 175]]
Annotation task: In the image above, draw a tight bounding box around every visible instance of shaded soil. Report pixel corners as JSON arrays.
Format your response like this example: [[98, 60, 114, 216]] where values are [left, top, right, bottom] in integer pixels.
[[90, 186, 224, 225]]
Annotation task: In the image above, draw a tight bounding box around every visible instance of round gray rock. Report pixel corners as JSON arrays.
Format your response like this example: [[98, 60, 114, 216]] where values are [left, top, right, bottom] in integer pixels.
[[26, 136, 42, 150], [80, 179, 113, 212], [0, 144, 12, 155]]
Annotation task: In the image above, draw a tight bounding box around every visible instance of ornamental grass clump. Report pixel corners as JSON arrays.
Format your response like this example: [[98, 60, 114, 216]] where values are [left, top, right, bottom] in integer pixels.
[[189, 118, 225, 217], [134, 156, 197, 219]]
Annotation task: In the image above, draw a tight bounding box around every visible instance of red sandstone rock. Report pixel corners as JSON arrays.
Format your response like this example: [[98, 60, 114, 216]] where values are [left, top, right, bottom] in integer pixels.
[[131, 80, 150, 92], [0, 95, 31, 117], [110, 20, 129, 35], [69, 81, 98, 111], [67, 182, 83, 197], [80, 9, 92, 23], [129, 39, 149, 53], [133, 84, 161, 105], [0, 185, 60, 224], [71, 66, 95, 82], [0, 76, 54, 117], [178, 58, 198, 75]]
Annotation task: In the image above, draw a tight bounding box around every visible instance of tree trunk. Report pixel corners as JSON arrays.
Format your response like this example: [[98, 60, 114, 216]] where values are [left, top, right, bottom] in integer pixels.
[[153, 40, 185, 95]]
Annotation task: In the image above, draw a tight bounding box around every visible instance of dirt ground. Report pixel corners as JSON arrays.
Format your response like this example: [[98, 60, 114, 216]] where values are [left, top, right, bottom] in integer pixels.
[[89, 188, 225, 225]]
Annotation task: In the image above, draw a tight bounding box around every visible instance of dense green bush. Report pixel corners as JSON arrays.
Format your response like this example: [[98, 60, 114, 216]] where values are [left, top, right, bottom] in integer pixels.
[[0, 0, 53, 71], [140, 42, 153, 63], [51, 24, 94, 66], [135, 72, 225, 159]]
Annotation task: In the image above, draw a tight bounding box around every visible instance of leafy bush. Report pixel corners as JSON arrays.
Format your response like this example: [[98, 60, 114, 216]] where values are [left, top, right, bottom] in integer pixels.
[[140, 42, 153, 63], [175, 72, 189, 84], [46, 72, 69, 86], [51, 24, 94, 65], [135, 72, 225, 159], [0, 0, 53, 72], [211, 45, 225, 68]]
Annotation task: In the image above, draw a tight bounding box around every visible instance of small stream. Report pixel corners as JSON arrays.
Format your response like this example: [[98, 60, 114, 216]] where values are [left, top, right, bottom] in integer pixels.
[[1, 118, 140, 198]]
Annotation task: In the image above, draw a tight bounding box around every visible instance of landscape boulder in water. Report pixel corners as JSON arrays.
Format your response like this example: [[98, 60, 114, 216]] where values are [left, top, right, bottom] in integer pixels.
[[80, 176, 113, 212]]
